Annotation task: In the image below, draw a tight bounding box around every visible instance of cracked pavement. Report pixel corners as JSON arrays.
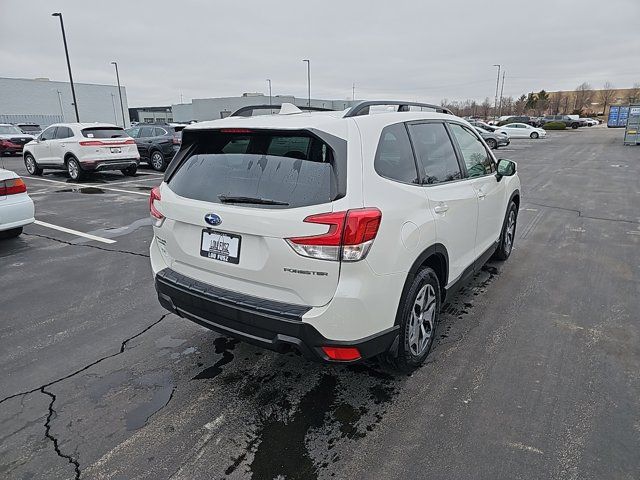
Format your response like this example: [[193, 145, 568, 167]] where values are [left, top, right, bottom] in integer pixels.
[[1, 128, 639, 479]]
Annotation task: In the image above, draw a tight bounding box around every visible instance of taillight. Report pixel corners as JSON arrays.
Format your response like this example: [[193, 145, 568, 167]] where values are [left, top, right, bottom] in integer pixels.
[[286, 208, 381, 262], [0, 177, 27, 196], [321, 346, 361, 361], [149, 186, 164, 225]]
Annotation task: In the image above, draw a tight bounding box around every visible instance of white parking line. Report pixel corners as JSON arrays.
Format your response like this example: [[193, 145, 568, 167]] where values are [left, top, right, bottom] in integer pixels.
[[34, 220, 117, 244], [24, 176, 149, 196]]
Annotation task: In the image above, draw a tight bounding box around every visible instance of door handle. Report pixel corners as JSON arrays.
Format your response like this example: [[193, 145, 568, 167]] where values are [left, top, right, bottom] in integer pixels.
[[477, 190, 486, 199], [434, 203, 449, 214]]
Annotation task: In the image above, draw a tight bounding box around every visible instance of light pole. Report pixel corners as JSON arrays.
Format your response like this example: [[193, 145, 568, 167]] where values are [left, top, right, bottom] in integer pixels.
[[52, 13, 79, 122], [266, 79, 272, 113], [498, 70, 506, 117], [352, 82, 356, 101], [303, 59, 310, 107], [493, 64, 501, 119], [110, 61, 126, 127], [110, 93, 118, 123], [56, 90, 65, 121]]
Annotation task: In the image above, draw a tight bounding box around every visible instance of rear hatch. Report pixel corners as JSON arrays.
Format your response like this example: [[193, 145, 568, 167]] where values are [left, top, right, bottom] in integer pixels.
[[80, 127, 138, 158], [158, 128, 346, 307]]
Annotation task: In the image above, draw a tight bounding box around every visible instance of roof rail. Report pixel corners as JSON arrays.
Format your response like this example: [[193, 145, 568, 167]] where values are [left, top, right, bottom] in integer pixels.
[[230, 104, 334, 117], [343, 100, 453, 118]]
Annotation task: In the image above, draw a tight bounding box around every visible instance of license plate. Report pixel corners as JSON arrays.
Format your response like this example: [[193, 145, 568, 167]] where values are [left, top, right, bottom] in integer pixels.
[[200, 229, 241, 264], [110, 147, 122, 153]]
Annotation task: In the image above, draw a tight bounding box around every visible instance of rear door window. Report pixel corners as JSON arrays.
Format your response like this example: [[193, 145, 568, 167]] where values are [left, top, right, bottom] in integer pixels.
[[82, 127, 126, 138], [139, 127, 154, 138], [407, 122, 462, 184], [154, 127, 168, 137], [55, 127, 73, 139], [168, 130, 340, 208]]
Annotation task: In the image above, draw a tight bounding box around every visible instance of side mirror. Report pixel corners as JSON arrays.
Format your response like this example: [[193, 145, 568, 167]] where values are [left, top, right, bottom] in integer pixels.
[[496, 159, 516, 181]]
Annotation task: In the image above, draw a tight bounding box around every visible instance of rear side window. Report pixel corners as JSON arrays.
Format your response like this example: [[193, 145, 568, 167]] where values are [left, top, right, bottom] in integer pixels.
[[449, 124, 494, 177], [374, 123, 418, 184], [407, 123, 462, 184], [82, 127, 126, 138], [55, 127, 73, 139], [168, 130, 339, 208], [154, 127, 168, 136]]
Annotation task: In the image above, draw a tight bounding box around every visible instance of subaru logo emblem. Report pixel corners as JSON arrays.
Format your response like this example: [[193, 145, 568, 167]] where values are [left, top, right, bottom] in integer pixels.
[[204, 213, 222, 226]]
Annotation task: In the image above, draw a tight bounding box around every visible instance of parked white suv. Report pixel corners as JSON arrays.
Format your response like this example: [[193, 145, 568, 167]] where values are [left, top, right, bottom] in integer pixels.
[[150, 102, 521, 370], [23, 123, 140, 181]]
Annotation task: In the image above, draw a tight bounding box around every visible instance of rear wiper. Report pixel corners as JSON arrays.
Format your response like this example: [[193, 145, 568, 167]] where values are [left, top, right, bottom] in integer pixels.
[[218, 195, 289, 206]]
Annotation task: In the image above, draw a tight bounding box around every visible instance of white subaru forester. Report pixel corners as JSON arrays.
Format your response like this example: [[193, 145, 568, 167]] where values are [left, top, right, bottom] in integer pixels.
[[150, 102, 520, 370]]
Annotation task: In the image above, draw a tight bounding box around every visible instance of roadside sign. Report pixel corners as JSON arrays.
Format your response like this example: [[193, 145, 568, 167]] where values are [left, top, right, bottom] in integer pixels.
[[623, 104, 640, 145], [608, 105, 630, 128]]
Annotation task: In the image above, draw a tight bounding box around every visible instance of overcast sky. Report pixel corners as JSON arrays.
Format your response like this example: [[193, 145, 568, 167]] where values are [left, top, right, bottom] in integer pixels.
[[1, 0, 638, 106]]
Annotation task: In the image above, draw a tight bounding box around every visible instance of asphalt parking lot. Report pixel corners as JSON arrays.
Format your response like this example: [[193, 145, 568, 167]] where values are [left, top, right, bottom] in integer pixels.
[[1, 127, 639, 480]]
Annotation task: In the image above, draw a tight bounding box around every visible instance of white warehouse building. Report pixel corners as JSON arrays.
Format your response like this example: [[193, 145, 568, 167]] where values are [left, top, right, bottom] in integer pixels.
[[172, 93, 357, 123], [0, 77, 130, 128]]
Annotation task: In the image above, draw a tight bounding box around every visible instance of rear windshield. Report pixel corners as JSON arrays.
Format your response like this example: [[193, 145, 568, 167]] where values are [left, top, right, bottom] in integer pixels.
[[18, 125, 40, 132], [0, 126, 23, 135], [81, 127, 126, 138], [168, 130, 338, 208]]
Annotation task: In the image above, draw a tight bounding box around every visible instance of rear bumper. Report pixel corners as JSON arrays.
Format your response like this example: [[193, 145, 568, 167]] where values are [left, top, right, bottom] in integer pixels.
[[80, 158, 139, 172], [154, 267, 398, 362], [0, 194, 35, 231]]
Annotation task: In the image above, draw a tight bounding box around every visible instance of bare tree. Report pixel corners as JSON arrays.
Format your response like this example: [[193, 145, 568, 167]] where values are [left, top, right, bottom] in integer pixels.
[[536, 90, 550, 115], [515, 94, 527, 114], [480, 97, 492, 119], [574, 82, 592, 114], [598, 82, 616, 116], [550, 92, 564, 114], [627, 83, 640, 104]]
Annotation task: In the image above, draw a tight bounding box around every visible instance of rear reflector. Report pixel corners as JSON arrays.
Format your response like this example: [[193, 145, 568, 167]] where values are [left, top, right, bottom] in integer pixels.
[[149, 186, 164, 223], [321, 346, 361, 361], [0, 177, 27, 196], [286, 208, 382, 262]]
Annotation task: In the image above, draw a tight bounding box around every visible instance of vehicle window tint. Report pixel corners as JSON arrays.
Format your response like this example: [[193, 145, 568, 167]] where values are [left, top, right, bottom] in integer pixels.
[[82, 127, 126, 138], [126, 127, 140, 138], [221, 137, 250, 154], [55, 127, 72, 139], [449, 124, 494, 177], [139, 127, 154, 138], [154, 127, 167, 136], [373, 123, 418, 183], [168, 130, 338, 209], [40, 127, 57, 141], [267, 136, 311, 159], [407, 123, 461, 184]]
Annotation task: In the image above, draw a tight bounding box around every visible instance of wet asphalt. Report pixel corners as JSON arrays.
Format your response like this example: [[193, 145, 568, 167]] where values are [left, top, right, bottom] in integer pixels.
[[0, 127, 638, 479]]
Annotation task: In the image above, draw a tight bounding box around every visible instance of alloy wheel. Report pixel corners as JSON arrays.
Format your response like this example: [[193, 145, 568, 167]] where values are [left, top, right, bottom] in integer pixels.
[[151, 152, 164, 170], [505, 210, 516, 254], [68, 160, 79, 179], [408, 284, 436, 356], [25, 156, 36, 174]]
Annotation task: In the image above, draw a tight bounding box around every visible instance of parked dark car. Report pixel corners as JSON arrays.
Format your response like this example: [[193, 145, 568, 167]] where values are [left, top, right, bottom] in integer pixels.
[[540, 115, 586, 129], [474, 127, 510, 149], [0, 124, 35, 155], [125, 124, 183, 171], [468, 120, 500, 132], [16, 123, 42, 135], [498, 116, 541, 127]]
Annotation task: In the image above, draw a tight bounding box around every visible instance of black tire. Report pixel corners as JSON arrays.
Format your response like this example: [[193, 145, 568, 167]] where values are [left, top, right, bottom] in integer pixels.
[[24, 153, 43, 176], [530, 132, 539, 139], [571, 123, 579, 129], [149, 151, 166, 171], [66, 157, 84, 182], [494, 201, 518, 261], [0, 227, 23, 239], [388, 268, 440, 372], [486, 138, 498, 149], [121, 165, 138, 176]]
